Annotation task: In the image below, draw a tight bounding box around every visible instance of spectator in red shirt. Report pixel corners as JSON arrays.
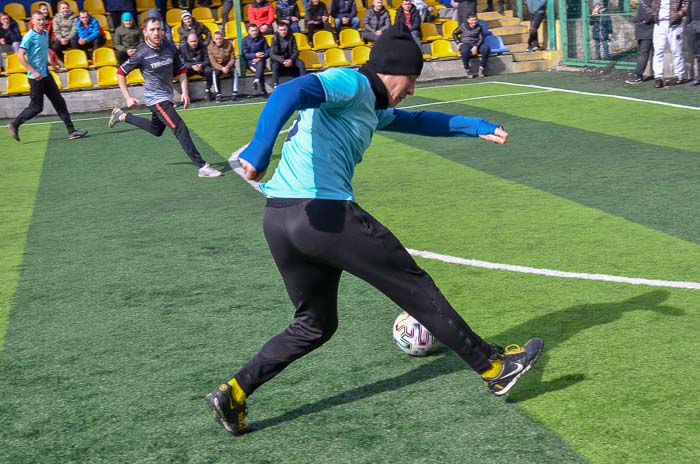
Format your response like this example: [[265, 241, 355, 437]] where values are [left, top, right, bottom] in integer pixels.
[[248, 0, 275, 35]]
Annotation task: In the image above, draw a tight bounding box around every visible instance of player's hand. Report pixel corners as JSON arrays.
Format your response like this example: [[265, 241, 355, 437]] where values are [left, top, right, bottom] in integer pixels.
[[239, 157, 266, 181], [181, 92, 190, 109], [126, 96, 139, 108], [479, 126, 509, 145], [31, 70, 42, 80]]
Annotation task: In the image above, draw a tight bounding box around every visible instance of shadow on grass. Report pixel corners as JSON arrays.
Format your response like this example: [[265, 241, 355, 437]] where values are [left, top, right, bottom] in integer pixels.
[[251, 290, 683, 431]]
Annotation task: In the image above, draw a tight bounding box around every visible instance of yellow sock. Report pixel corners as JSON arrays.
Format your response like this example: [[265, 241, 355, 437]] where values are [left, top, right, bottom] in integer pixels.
[[481, 359, 503, 379], [227, 378, 247, 403]]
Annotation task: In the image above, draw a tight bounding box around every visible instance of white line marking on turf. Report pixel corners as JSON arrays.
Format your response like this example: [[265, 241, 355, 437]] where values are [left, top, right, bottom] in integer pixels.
[[228, 140, 700, 291], [407, 249, 700, 290], [402, 90, 555, 109]]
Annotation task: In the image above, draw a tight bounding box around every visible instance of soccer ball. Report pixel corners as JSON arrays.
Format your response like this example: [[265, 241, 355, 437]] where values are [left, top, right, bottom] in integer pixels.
[[392, 311, 440, 357]]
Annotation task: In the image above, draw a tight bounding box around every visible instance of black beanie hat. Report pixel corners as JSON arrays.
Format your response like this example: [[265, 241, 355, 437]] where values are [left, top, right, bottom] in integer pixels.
[[366, 21, 424, 76]]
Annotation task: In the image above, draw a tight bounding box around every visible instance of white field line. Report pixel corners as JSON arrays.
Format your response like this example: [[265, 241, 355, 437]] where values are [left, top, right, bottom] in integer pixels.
[[229, 145, 700, 290], [229, 132, 700, 291]]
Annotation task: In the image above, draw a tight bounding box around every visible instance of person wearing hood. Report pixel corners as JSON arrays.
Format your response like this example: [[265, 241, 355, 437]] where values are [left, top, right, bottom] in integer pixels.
[[113, 12, 143, 64], [205, 21, 543, 438], [178, 10, 211, 47]]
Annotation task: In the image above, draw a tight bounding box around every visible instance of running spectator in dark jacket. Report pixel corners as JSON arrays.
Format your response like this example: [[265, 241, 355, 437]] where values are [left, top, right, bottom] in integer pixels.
[[454, 13, 490, 78], [178, 10, 211, 47], [72, 11, 106, 58], [113, 12, 143, 64], [270, 22, 306, 87], [625, 0, 654, 83], [331, 0, 360, 33], [276, 0, 302, 33], [305, 0, 332, 44], [362, 0, 391, 42], [241, 23, 270, 96], [397, 0, 422, 45]]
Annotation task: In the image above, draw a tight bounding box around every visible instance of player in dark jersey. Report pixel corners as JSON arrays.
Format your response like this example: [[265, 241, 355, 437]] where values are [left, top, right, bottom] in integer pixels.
[[108, 16, 222, 178]]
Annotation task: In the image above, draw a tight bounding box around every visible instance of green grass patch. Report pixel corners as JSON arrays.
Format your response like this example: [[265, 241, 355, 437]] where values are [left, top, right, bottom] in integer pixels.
[[0, 123, 50, 351]]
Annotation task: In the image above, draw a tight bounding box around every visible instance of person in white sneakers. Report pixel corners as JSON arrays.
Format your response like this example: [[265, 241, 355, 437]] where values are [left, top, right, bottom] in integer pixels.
[[108, 16, 222, 178], [651, 0, 688, 88]]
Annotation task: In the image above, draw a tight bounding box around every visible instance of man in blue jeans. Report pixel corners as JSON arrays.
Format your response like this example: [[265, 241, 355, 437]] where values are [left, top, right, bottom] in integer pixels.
[[206, 22, 543, 437], [6, 11, 87, 142]]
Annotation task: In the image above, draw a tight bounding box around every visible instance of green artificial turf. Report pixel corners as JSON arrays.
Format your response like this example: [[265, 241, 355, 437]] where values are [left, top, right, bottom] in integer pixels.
[[0, 123, 50, 351], [1, 75, 698, 463]]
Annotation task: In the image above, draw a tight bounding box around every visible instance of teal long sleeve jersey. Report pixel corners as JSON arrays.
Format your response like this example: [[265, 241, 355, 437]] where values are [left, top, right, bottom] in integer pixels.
[[238, 68, 501, 201]]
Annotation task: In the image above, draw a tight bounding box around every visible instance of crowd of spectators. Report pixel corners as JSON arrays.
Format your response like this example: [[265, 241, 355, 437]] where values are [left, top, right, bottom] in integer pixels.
[[2, 0, 699, 96]]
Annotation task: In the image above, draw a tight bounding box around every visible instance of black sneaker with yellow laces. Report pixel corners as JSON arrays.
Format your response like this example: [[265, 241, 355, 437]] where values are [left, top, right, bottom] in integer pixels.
[[482, 338, 543, 396]]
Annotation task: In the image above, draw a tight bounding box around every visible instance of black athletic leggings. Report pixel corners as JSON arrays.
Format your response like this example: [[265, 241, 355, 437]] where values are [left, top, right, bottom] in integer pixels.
[[233, 198, 496, 395], [124, 100, 206, 168]]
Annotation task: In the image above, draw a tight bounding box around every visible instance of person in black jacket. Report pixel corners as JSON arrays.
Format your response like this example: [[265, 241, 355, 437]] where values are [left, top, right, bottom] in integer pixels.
[[689, 0, 700, 84], [241, 23, 270, 96], [270, 23, 306, 87], [589, 1, 612, 60], [396, 0, 422, 45], [625, 0, 654, 83], [276, 0, 302, 33], [182, 32, 215, 100], [453, 14, 490, 78], [305, 0, 332, 44]]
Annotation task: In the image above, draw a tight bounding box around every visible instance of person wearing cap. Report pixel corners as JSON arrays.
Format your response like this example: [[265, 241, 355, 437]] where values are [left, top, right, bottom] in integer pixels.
[[113, 11, 143, 64], [178, 10, 212, 48], [205, 21, 544, 437]]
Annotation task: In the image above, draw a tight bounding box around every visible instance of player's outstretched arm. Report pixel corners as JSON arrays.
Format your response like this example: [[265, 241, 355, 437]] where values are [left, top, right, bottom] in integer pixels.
[[379, 109, 506, 143], [238, 74, 326, 176]]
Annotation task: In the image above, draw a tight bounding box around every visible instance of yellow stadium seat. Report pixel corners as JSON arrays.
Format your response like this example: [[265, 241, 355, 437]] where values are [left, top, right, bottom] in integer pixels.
[[441, 20, 458, 40], [6, 73, 30, 94], [350, 45, 370, 65], [67, 0, 80, 15], [126, 68, 144, 85], [265, 34, 273, 46], [166, 9, 182, 27], [96, 66, 118, 86], [5, 53, 28, 74], [204, 21, 218, 34], [172, 26, 180, 43], [93, 47, 117, 67], [224, 20, 239, 38], [430, 39, 458, 58], [293, 32, 311, 51], [135, 0, 156, 13], [93, 13, 110, 32], [16, 19, 27, 34], [381, 0, 392, 9], [83, 0, 106, 15], [323, 48, 350, 68], [192, 6, 215, 23], [420, 22, 441, 42], [30, 1, 52, 16], [299, 50, 322, 69], [311, 30, 337, 50], [104, 29, 112, 47], [388, 8, 396, 25], [50, 70, 62, 89], [66, 68, 93, 89], [338, 28, 363, 48], [63, 49, 89, 70], [4, 3, 26, 22]]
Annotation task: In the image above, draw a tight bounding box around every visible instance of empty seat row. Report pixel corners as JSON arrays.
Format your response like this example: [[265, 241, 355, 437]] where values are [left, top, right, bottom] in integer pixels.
[[3, 67, 144, 94]]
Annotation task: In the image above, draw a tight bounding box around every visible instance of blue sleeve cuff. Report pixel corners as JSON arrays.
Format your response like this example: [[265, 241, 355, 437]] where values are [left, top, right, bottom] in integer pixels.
[[238, 74, 326, 172], [381, 109, 500, 137]]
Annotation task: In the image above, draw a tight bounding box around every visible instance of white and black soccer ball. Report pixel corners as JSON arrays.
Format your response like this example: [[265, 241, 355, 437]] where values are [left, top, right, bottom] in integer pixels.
[[392, 311, 440, 357]]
